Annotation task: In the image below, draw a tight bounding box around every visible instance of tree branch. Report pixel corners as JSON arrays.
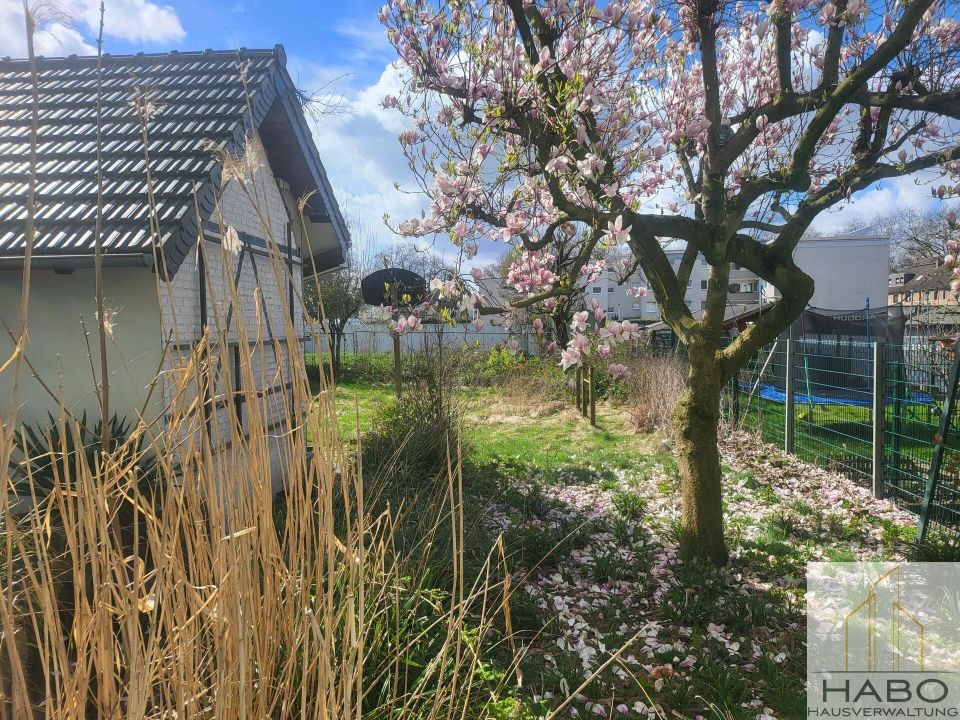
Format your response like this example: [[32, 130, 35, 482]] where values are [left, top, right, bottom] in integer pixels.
[[775, 12, 793, 94]]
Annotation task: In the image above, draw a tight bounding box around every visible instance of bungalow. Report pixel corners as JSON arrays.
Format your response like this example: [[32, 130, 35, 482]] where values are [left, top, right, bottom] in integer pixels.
[[0, 46, 350, 484]]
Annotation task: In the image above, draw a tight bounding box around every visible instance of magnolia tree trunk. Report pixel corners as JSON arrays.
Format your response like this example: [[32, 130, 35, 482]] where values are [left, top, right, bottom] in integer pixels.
[[672, 344, 728, 565]]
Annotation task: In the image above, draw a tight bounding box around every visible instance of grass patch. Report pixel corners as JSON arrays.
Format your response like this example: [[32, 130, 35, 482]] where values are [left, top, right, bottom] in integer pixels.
[[328, 377, 920, 719]]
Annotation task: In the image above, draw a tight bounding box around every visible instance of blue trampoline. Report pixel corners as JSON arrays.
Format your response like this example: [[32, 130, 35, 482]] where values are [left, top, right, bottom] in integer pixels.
[[741, 382, 934, 407]]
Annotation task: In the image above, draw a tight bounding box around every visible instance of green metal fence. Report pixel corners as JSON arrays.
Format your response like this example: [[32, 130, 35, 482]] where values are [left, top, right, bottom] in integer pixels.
[[727, 338, 960, 536]]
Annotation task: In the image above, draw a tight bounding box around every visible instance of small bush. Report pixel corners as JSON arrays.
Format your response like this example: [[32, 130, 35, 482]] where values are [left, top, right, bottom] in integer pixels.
[[306, 344, 567, 393], [305, 350, 418, 385], [357, 354, 496, 590]]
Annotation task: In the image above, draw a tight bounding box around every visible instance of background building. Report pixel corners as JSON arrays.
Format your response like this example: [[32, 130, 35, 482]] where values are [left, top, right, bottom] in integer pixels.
[[595, 229, 889, 323]]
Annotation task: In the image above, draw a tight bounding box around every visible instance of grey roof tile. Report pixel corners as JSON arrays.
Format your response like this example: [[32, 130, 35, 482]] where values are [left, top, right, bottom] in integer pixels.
[[0, 48, 275, 270]]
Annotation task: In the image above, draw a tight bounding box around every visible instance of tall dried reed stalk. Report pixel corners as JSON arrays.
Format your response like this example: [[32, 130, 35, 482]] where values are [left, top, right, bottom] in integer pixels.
[[0, 14, 516, 716]]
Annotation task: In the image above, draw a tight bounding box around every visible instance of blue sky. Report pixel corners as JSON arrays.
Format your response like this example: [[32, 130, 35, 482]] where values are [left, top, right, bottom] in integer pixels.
[[0, 0, 439, 260], [0, 0, 955, 269]]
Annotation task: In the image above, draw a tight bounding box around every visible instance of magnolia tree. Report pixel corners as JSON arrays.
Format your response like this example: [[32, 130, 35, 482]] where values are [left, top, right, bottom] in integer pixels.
[[499, 223, 647, 349], [381, 0, 960, 563]]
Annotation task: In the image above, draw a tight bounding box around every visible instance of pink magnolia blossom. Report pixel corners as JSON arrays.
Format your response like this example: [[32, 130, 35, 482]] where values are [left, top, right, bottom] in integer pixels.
[[472, 317, 486, 331], [571, 311, 589, 333], [560, 348, 582, 370], [603, 216, 631, 245], [620, 320, 642, 341], [608, 364, 630, 382], [569, 334, 590, 356]]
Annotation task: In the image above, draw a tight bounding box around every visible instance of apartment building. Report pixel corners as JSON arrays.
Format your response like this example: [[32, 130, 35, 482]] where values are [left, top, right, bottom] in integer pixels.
[[888, 260, 953, 307], [593, 230, 889, 322], [594, 243, 762, 322]]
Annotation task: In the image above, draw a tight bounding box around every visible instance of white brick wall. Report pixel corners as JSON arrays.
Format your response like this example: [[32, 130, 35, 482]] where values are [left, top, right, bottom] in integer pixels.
[[158, 130, 307, 488]]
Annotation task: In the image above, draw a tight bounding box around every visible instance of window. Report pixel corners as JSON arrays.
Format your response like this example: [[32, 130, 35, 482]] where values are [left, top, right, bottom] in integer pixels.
[[700, 280, 708, 290], [685, 300, 692, 309], [608, 286, 614, 292], [632, 302, 640, 310], [701, 257, 708, 267], [701, 300, 707, 310], [592, 287, 601, 294]]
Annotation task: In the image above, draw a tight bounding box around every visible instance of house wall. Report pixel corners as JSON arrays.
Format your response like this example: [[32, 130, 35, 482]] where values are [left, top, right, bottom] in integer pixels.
[[600, 233, 890, 324], [764, 235, 890, 310], [0, 139, 308, 490], [158, 143, 305, 489], [0, 267, 164, 430], [597, 250, 758, 321]]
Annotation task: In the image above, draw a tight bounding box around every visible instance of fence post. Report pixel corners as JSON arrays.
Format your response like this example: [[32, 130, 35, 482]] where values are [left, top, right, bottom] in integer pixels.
[[589, 365, 596, 427], [785, 334, 795, 454], [872, 341, 885, 499], [919, 350, 960, 541], [732, 375, 740, 425]]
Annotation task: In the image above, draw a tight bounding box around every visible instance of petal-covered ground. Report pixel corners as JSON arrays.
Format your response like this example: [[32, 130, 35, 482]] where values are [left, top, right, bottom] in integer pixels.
[[477, 420, 916, 719], [334, 382, 921, 720]]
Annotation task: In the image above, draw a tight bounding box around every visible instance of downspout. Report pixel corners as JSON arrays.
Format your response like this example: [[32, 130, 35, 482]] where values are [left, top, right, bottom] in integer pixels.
[[286, 221, 296, 424], [198, 240, 212, 439]]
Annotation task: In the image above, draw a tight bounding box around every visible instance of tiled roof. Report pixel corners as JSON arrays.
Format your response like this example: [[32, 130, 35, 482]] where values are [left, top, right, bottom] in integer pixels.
[[896, 264, 952, 293], [0, 46, 349, 276]]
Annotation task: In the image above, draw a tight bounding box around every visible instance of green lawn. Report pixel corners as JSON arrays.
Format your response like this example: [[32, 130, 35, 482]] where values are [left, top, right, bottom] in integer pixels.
[[330, 378, 921, 719], [331, 382, 397, 440]]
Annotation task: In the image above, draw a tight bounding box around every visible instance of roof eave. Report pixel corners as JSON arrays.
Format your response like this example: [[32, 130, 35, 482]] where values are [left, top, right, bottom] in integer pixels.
[[0, 253, 154, 272]]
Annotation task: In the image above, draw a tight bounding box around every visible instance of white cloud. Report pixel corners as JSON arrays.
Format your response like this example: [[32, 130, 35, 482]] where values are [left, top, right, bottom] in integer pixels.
[[299, 60, 513, 269], [84, 0, 184, 45], [0, 0, 184, 58], [299, 62, 430, 249], [810, 169, 957, 233], [333, 17, 394, 66]]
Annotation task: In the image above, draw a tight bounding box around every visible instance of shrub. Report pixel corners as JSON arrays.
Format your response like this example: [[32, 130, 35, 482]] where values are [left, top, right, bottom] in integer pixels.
[[357, 356, 503, 591], [9, 412, 151, 499], [625, 349, 689, 433], [305, 350, 418, 385]]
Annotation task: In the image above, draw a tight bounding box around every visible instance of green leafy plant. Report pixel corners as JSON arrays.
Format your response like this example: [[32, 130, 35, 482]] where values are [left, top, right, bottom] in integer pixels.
[[10, 412, 151, 500]]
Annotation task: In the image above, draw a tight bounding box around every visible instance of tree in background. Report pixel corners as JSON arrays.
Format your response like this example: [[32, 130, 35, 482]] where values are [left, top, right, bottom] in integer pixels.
[[374, 243, 450, 280], [304, 255, 366, 379], [869, 206, 960, 268], [382, 0, 960, 564]]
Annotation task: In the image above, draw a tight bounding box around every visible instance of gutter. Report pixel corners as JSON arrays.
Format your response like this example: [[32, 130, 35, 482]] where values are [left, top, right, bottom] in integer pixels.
[[0, 253, 155, 271]]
